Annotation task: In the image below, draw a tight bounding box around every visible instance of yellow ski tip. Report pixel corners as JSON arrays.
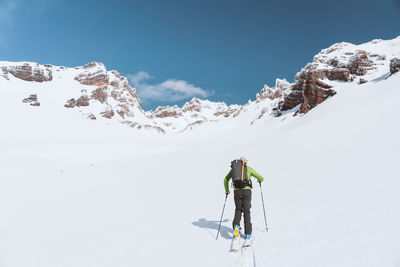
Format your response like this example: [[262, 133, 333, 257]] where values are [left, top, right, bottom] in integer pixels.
[[234, 228, 239, 237]]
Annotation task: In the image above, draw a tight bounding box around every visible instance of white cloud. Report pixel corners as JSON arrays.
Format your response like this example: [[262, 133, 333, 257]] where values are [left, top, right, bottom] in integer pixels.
[[128, 71, 153, 86], [128, 71, 214, 103]]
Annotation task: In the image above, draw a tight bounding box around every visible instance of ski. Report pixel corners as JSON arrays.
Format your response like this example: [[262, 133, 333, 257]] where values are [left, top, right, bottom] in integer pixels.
[[232, 225, 241, 254], [242, 240, 252, 248], [240, 236, 256, 267], [232, 236, 240, 254]]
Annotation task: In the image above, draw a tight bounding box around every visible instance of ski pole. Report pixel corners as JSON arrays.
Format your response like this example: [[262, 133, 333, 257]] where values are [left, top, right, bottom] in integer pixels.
[[259, 182, 269, 232], [216, 194, 228, 240]]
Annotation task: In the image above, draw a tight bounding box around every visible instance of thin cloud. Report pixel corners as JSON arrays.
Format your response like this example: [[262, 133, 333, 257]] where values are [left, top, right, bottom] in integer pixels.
[[129, 71, 153, 86], [128, 71, 214, 103]]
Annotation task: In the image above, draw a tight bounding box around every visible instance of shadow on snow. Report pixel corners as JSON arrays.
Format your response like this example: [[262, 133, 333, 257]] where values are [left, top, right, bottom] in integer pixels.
[[192, 218, 234, 240]]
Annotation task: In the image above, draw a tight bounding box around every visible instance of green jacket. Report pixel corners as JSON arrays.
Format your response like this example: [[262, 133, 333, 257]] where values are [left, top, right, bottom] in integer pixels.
[[224, 166, 264, 193]]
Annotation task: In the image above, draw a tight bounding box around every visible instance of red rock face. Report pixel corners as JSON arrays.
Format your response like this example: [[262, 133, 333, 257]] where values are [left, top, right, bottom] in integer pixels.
[[299, 80, 336, 113], [279, 68, 337, 114], [390, 58, 400, 75], [277, 49, 376, 115], [278, 88, 303, 111], [2, 64, 52, 82]]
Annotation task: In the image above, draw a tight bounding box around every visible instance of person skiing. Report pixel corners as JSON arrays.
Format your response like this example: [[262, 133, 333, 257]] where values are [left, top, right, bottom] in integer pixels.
[[224, 156, 264, 245]]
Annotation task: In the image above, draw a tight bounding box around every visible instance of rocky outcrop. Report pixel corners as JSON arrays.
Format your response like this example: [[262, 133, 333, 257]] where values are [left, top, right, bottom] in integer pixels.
[[256, 79, 291, 103], [100, 109, 114, 119], [2, 63, 52, 82], [64, 98, 76, 108], [64, 95, 89, 108], [278, 88, 303, 112], [116, 105, 130, 119], [62, 66, 142, 120], [74, 62, 109, 86], [152, 105, 183, 118], [182, 98, 204, 112], [279, 65, 337, 114], [390, 58, 400, 75], [325, 68, 351, 81], [91, 86, 108, 103], [87, 113, 97, 120], [256, 85, 282, 101], [23, 94, 40, 106], [348, 50, 374, 76], [214, 106, 241, 118], [359, 78, 368, 84], [277, 47, 379, 115], [299, 79, 336, 114], [76, 95, 89, 107]]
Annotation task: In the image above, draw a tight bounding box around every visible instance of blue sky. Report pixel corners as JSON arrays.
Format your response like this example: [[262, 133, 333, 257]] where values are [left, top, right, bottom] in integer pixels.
[[1, 0, 399, 110]]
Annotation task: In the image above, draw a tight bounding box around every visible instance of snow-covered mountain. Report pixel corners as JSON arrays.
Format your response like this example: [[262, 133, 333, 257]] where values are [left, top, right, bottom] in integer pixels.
[[1, 36, 400, 267], [2, 35, 398, 134], [0, 60, 287, 133]]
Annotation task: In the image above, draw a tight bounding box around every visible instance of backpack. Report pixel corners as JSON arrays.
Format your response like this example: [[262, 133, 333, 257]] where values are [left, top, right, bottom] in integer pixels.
[[230, 159, 252, 189]]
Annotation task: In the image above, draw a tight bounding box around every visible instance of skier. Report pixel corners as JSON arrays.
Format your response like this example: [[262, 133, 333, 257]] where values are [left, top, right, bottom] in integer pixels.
[[224, 156, 264, 246]]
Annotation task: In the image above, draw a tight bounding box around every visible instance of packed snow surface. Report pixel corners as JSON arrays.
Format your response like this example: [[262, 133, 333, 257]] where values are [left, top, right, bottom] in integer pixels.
[[1, 37, 400, 267]]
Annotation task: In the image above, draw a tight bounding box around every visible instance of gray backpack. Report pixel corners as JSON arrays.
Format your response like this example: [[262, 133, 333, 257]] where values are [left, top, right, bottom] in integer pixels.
[[230, 159, 251, 188]]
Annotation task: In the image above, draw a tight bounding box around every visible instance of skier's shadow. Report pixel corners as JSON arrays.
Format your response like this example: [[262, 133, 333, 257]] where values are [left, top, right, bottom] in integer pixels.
[[192, 218, 233, 240]]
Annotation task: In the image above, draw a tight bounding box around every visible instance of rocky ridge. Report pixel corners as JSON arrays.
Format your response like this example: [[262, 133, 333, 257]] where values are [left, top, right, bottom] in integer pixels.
[[1, 63, 53, 82], [1, 36, 399, 133], [277, 40, 392, 114]]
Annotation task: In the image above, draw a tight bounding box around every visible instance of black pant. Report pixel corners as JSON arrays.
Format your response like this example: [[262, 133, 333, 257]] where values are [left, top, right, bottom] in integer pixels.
[[233, 189, 252, 235]]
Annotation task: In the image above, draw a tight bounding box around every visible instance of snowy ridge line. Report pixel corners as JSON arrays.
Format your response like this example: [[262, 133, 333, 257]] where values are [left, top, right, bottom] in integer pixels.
[[1, 35, 399, 133]]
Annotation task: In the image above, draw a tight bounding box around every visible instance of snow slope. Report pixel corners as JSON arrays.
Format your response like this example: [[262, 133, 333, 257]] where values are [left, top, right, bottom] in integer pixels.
[[0, 37, 400, 267]]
